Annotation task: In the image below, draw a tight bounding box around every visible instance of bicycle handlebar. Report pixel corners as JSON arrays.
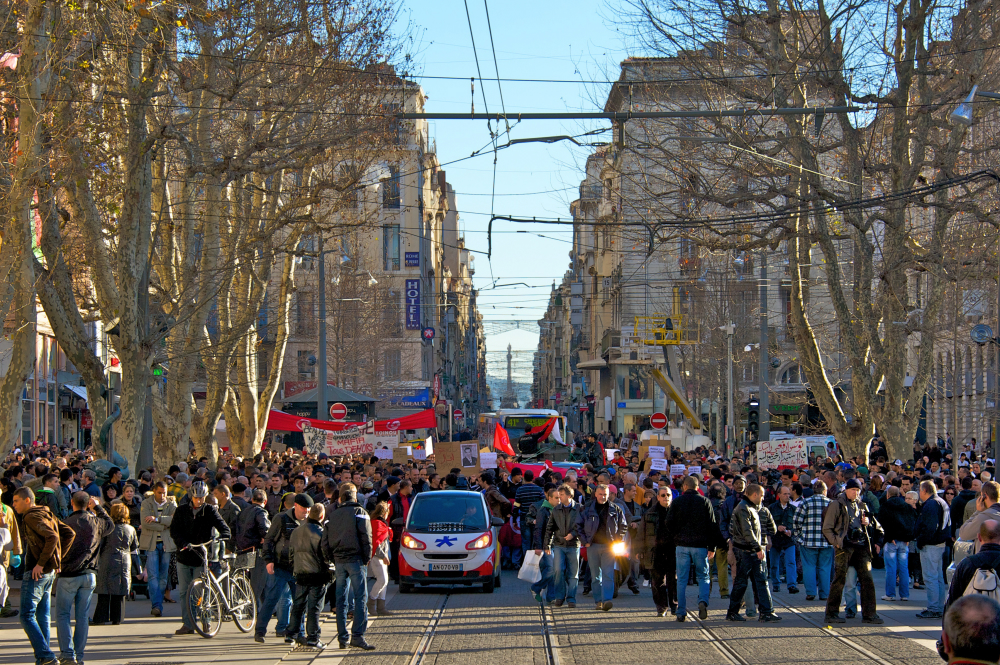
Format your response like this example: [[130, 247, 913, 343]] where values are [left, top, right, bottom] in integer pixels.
[[180, 540, 215, 552]]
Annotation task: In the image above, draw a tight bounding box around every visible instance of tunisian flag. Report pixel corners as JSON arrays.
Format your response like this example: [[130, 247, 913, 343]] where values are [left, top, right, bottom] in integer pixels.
[[493, 424, 516, 456]]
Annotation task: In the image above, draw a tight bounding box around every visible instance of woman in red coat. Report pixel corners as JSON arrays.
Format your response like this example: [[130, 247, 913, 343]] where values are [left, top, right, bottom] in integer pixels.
[[368, 502, 393, 616]]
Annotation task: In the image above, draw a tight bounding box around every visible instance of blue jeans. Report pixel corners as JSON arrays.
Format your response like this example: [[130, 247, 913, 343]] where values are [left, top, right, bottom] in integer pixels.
[[920, 545, 947, 613], [586, 544, 616, 604], [530, 552, 555, 601], [675, 546, 710, 616], [551, 546, 580, 603], [176, 563, 204, 630], [256, 566, 296, 637], [883, 541, 910, 599], [769, 544, 797, 589], [145, 543, 170, 611], [843, 567, 859, 613], [20, 571, 55, 664], [335, 560, 368, 643], [56, 573, 95, 662], [800, 546, 833, 598]]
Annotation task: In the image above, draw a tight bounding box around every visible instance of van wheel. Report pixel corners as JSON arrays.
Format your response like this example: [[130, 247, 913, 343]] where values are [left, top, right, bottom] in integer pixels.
[[399, 582, 413, 594], [482, 576, 496, 593]]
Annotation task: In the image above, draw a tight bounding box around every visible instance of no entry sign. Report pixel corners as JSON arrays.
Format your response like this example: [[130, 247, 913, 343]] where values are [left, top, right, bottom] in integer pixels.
[[650, 412, 668, 429], [329, 402, 348, 420]]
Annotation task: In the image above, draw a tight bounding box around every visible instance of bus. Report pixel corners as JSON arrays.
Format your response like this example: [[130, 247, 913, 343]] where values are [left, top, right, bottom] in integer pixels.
[[477, 409, 568, 451]]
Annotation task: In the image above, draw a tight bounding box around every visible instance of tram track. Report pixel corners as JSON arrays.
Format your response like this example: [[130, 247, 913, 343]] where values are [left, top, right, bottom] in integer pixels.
[[769, 596, 896, 665]]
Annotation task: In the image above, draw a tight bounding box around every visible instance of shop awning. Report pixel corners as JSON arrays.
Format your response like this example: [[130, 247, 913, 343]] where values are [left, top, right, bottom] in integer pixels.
[[64, 385, 88, 402]]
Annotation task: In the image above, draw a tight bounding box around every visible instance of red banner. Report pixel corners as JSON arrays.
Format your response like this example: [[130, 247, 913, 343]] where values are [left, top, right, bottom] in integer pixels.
[[267, 408, 438, 434]]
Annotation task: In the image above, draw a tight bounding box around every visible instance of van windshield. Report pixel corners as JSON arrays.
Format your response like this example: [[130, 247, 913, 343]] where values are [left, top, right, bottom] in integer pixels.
[[407, 495, 488, 533]]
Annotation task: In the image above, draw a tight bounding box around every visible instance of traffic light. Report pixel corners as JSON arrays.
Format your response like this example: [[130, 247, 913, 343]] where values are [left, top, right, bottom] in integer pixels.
[[747, 398, 760, 442]]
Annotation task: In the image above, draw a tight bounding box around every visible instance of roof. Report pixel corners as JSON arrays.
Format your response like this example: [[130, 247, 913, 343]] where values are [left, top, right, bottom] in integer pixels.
[[281, 385, 378, 403]]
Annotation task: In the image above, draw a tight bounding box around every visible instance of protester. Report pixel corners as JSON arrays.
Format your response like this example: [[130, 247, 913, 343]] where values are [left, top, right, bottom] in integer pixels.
[[323, 483, 375, 650], [916, 479, 951, 619], [822, 479, 884, 624], [57, 492, 113, 664], [939, 595, 1000, 664], [767, 485, 799, 594], [577, 484, 628, 612], [531, 486, 558, 604], [139, 481, 177, 617], [92, 503, 141, 625], [945, 519, 1000, 609], [878, 485, 917, 601], [13, 486, 74, 665], [286, 503, 330, 648], [544, 483, 581, 608], [368, 501, 393, 617], [667, 475, 725, 621], [727, 484, 781, 622], [639, 484, 676, 616], [793, 479, 833, 601]]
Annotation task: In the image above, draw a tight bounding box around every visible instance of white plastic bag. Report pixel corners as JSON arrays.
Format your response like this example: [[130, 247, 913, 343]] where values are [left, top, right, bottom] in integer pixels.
[[518, 550, 542, 584]]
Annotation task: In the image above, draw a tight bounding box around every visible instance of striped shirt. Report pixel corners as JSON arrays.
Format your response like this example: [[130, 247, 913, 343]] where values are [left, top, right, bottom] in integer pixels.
[[792, 493, 832, 549], [513, 483, 546, 525]]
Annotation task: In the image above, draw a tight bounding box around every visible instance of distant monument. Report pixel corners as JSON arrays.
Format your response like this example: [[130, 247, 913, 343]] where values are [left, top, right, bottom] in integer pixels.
[[500, 344, 519, 409]]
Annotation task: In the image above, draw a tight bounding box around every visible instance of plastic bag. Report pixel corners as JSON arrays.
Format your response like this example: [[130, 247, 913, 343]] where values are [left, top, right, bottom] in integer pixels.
[[518, 550, 542, 584]]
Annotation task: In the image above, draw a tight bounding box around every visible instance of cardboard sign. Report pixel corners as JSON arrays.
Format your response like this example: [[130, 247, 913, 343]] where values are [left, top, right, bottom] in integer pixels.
[[649, 458, 668, 472], [269, 442, 287, 454], [436, 441, 480, 475], [303, 425, 373, 457], [374, 449, 393, 460], [480, 452, 498, 469], [669, 464, 687, 478], [758, 438, 808, 470], [393, 448, 410, 465]]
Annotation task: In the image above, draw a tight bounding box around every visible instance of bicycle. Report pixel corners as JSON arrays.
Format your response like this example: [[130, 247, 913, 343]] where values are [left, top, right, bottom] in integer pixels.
[[181, 540, 257, 638]]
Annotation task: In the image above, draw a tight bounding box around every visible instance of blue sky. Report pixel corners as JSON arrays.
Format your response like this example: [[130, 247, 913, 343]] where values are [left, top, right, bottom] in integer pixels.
[[403, 0, 632, 386]]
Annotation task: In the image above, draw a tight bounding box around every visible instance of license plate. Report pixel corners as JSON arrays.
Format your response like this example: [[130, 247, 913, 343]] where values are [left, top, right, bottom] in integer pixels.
[[428, 563, 462, 571]]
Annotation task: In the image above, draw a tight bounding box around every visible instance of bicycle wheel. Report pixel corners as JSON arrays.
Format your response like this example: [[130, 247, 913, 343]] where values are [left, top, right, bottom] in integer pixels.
[[229, 572, 257, 633], [187, 578, 222, 638]]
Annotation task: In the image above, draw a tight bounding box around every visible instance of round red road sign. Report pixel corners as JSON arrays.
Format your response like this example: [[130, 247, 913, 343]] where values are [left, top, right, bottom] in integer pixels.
[[329, 402, 348, 420], [650, 412, 668, 429], [453, 409, 464, 420]]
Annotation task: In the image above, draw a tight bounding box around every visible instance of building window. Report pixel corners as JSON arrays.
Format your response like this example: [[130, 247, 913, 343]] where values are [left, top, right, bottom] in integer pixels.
[[382, 165, 400, 209], [779, 364, 802, 384], [340, 164, 361, 208], [385, 349, 402, 380], [383, 224, 400, 270], [296, 293, 314, 335], [297, 350, 312, 379]]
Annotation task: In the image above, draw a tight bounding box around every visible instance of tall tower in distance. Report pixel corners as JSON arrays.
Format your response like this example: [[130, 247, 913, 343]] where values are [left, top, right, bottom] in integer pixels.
[[500, 344, 519, 408]]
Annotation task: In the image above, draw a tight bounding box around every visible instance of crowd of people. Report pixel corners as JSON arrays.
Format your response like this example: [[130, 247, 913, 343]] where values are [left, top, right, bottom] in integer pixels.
[[1, 431, 999, 665]]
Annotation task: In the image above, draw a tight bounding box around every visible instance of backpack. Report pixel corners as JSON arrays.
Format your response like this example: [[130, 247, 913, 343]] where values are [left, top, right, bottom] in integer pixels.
[[962, 553, 1000, 603]]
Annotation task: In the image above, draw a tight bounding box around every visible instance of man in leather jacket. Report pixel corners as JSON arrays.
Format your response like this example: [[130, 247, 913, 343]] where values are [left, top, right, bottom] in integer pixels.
[[286, 504, 330, 648], [323, 483, 374, 650], [726, 484, 781, 622], [254, 493, 310, 642], [517, 426, 545, 456], [822, 479, 884, 625]]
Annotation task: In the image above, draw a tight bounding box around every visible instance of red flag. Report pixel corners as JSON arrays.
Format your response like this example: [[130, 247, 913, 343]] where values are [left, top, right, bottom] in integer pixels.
[[543, 459, 555, 471], [534, 418, 557, 442], [493, 424, 515, 456]]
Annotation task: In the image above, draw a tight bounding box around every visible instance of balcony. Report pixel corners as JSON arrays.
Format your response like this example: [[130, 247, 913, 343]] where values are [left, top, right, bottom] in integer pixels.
[[579, 184, 603, 201]]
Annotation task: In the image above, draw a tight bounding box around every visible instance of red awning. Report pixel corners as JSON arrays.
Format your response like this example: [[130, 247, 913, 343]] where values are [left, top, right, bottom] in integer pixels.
[[267, 407, 438, 433]]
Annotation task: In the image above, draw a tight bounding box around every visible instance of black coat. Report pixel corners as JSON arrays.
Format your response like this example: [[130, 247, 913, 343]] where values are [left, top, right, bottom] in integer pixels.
[[290, 519, 331, 585], [322, 501, 372, 564], [877, 496, 918, 543], [666, 490, 725, 550], [169, 503, 232, 567], [60, 506, 115, 577], [951, 489, 978, 537], [915, 496, 950, 549], [234, 503, 271, 552], [945, 543, 1000, 609], [261, 509, 301, 571]]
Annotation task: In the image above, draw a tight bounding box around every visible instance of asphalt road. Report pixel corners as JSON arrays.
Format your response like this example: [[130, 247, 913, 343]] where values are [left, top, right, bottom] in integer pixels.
[[0, 567, 946, 665]]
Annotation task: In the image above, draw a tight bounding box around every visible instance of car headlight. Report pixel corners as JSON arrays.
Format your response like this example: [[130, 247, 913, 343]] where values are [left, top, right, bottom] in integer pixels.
[[611, 541, 627, 557], [466, 532, 493, 550], [401, 533, 426, 550]]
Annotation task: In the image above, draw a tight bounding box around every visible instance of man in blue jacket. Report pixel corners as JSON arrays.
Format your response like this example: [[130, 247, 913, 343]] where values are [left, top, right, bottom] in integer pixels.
[[916, 480, 951, 619], [575, 484, 628, 612]]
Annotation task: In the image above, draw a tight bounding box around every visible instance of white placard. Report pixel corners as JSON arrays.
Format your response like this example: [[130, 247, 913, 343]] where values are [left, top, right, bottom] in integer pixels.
[[688, 465, 702, 476], [649, 458, 668, 472], [757, 438, 808, 470], [374, 449, 393, 460], [480, 452, 498, 469], [669, 464, 687, 478], [425, 436, 435, 456], [413, 449, 427, 461], [365, 432, 401, 449], [606, 448, 618, 462], [648, 445, 665, 459]]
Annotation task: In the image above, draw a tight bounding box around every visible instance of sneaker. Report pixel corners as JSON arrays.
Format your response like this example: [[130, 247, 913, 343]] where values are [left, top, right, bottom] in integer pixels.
[[284, 634, 295, 644], [349, 638, 375, 651], [58, 659, 77, 665], [899, 597, 910, 601], [602, 602, 612, 611], [553, 599, 564, 607], [726, 613, 747, 621], [174, 627, 195, 635], [698, 601, 708, 620], [862, 615, 885, 625], [254, 634, 264, 643], [151, 608, 161, 617], [917, 610, 943, 619], [805, 595, 816, 601], [643, 580, 650, 588], [306, 640, 327, 649], [788, 587, 800, 594], [656, 609, 667, 617], [676, 614, 686, 622], [567, 601, 576, 608], [759, 613, 782, 622], [881, 595, 896, 602], [825, 615, 846, 624], [39, 659, 60, 665], [532, 591, 543, 603]]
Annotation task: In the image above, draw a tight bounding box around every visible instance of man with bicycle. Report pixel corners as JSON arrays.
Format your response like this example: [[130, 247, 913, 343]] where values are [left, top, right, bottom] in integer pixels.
[[169, 481, 231, 636]]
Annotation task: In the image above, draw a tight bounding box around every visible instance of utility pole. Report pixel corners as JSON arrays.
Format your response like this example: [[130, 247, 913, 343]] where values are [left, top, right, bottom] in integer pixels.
[[720, 323, 735, 456], [759, 260, 770, 443], [317, 236, 328, 422]]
